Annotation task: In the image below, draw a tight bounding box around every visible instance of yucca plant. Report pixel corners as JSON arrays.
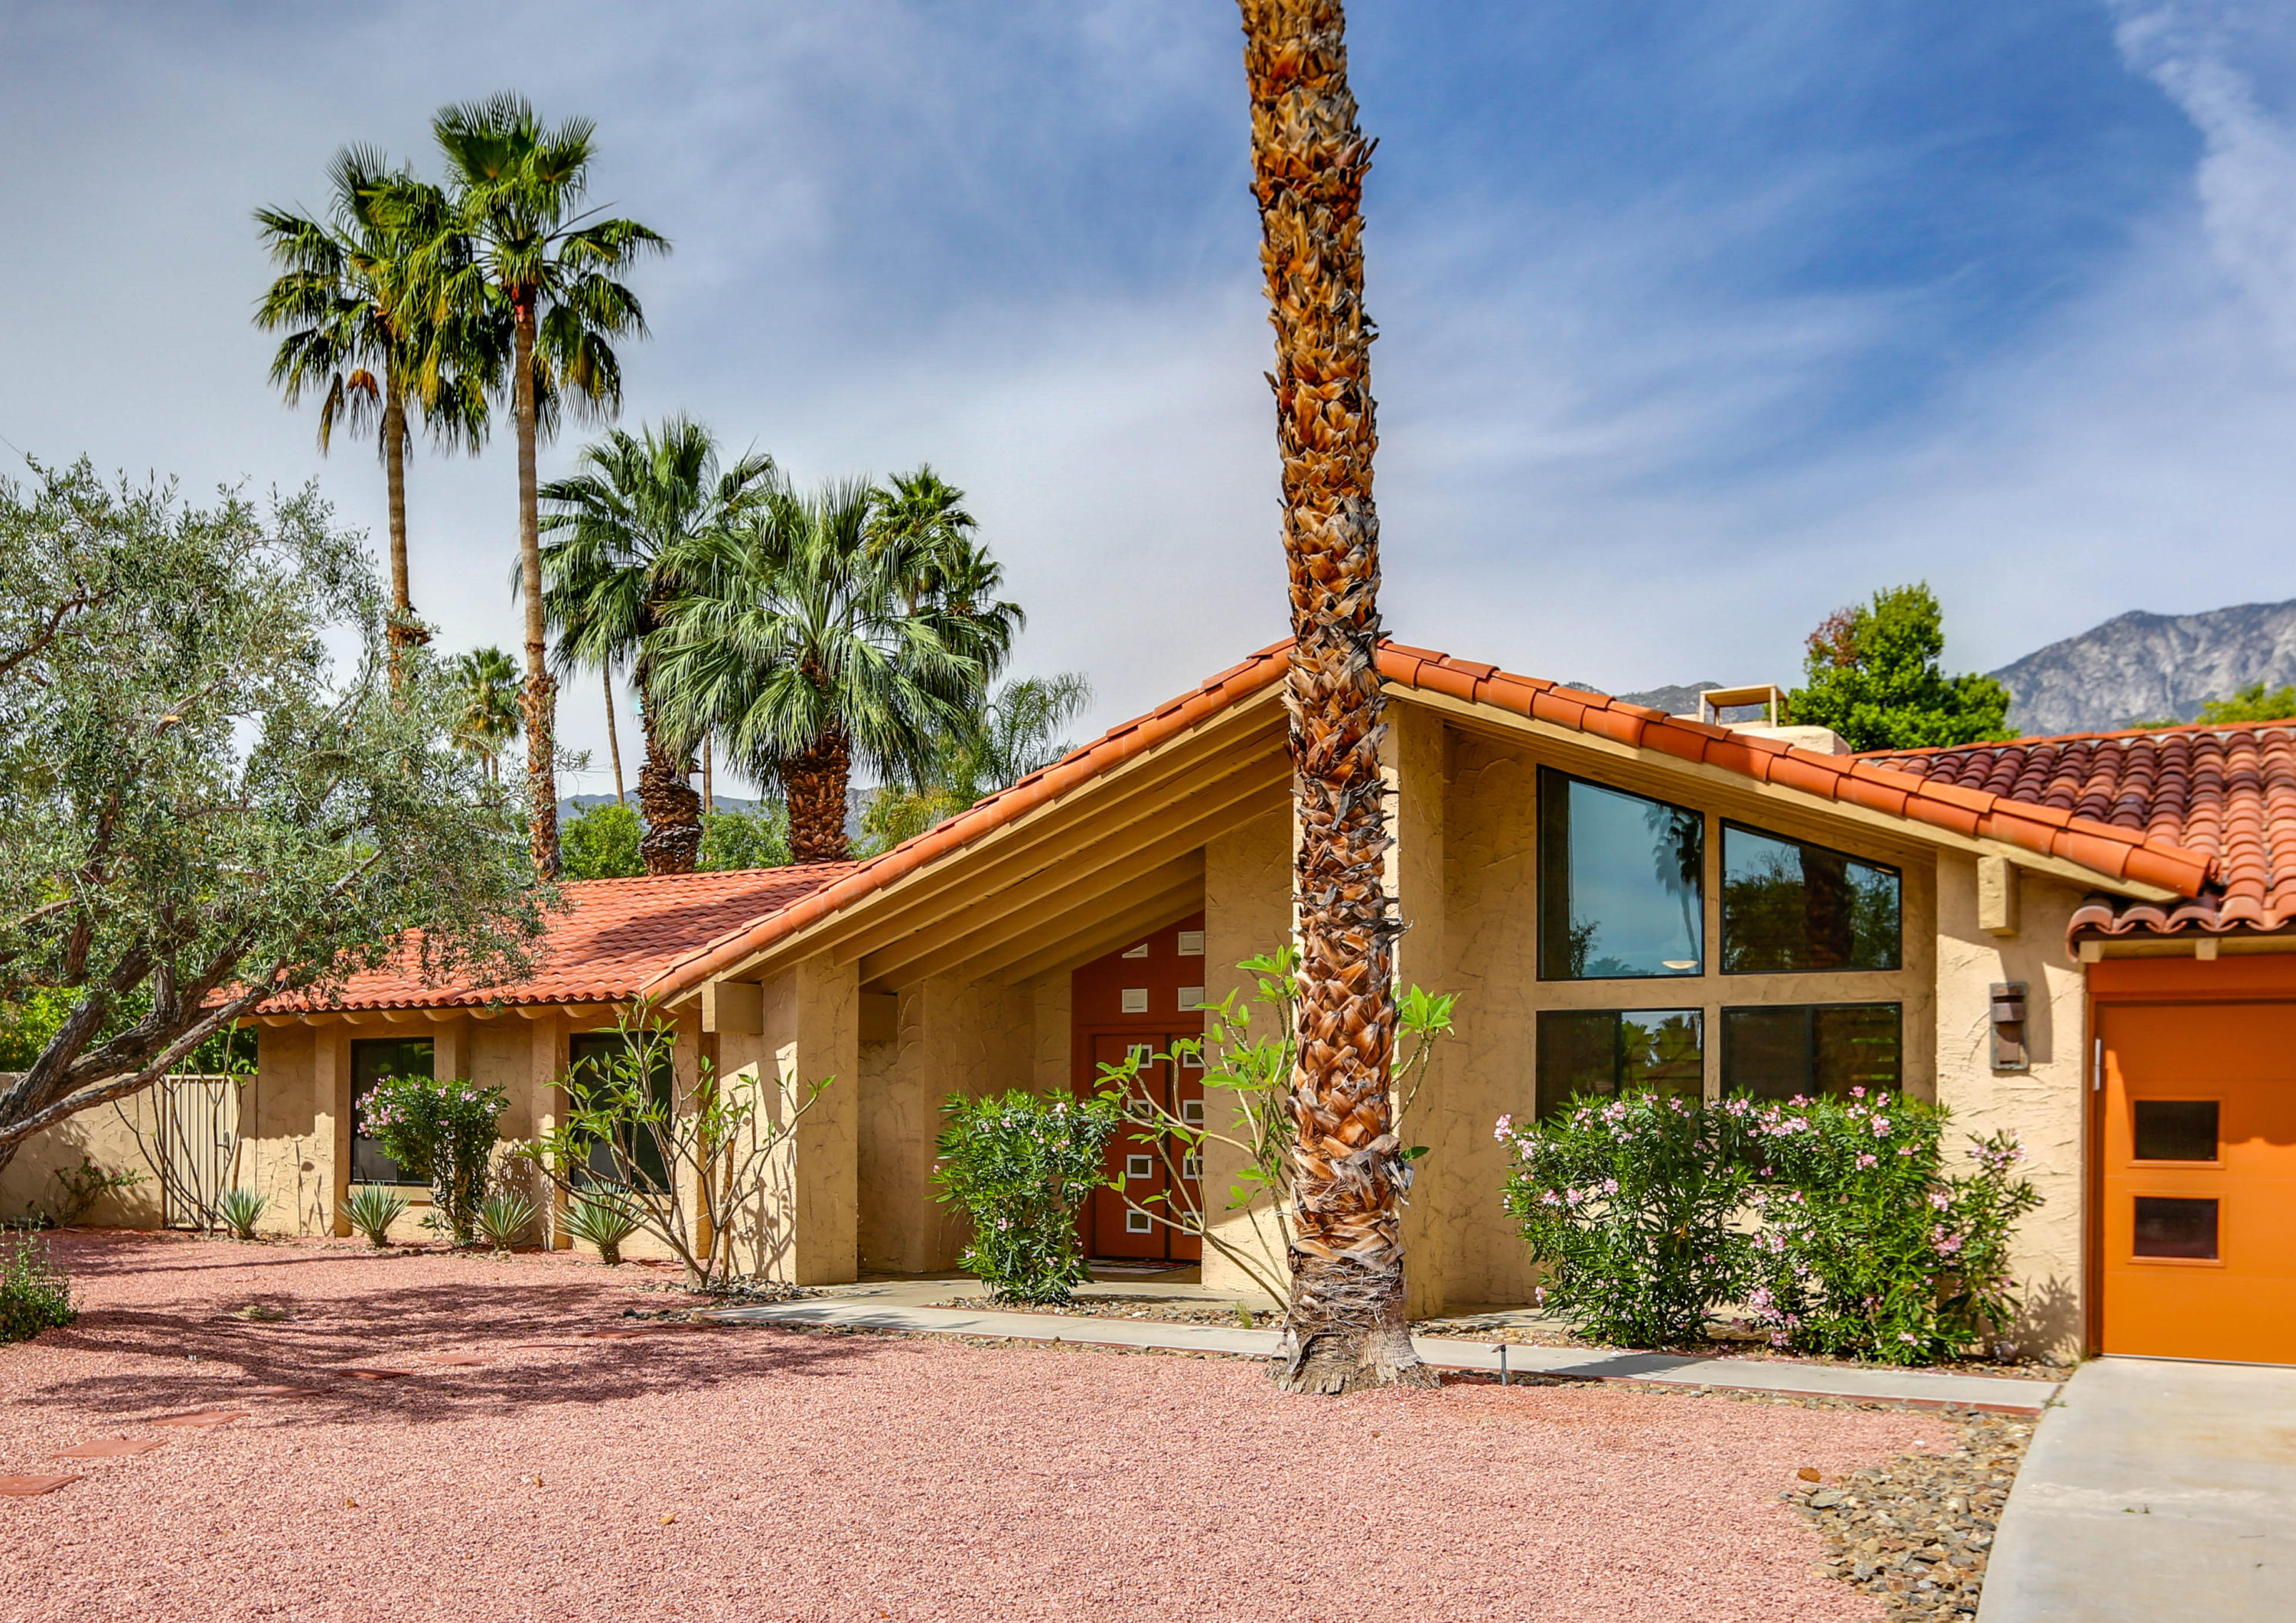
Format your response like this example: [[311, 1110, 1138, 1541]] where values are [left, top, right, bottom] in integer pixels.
[[561, 1192, 641, 1265], [217, 1189, 270, 1242], [341, 1185, 411, 1249], [475, 1188, 540, 1252]]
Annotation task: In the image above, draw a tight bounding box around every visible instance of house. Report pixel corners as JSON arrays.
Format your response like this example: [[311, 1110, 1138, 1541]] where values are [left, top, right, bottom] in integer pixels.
[[11, 642, 2291, 1366]]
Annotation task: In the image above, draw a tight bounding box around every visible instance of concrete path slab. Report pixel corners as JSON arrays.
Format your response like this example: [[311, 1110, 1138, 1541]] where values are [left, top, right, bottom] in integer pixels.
[[709, 1297, 2056, 1412], [1978, 1356, 2296, 1623]]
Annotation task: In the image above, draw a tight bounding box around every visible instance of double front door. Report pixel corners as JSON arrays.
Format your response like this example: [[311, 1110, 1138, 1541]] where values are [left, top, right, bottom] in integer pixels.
[[1083, 1030, 1204, 1262]]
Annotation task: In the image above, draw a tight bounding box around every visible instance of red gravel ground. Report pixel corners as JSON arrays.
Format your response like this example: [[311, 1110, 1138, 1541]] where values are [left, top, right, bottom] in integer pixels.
[[0, 1232, 1945, 1622]]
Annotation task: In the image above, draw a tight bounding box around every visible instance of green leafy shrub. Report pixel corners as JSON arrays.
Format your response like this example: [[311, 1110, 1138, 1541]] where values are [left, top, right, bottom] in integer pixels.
[[562, 1193, 640, 1265], [563, 802, 644, 879], [475, 1188, 540, 1252], [934, 1090, 1122, 1304], [699, 806, 791, 870], [1738, 1092, 2040, 1363], [217, 1187, 269, 1241], [362, 1075, 507, 1247], [340, 1184, 409, 1248], [1499, 1092, 1751, 1347], [0, 1233, 74, 1342]]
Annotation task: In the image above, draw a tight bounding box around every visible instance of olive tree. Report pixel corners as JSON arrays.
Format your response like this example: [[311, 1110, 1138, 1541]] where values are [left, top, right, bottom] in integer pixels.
[[0, 459, 548, 1166]]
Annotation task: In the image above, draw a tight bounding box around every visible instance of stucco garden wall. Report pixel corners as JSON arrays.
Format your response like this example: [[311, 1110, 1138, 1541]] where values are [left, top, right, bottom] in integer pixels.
[[716, 955, 859, 1285], [0, 1086, 168, 1229]]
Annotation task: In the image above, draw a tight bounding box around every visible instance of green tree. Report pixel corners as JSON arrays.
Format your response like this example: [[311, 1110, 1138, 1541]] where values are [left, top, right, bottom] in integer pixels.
[[651, 478, 1020, 864], [0, 460, 546, 1165], [448, 645, 523, 781], [428, 92, 668, 880], [699, 805, 792, 871], [2190, 682, 2296, 727], [561, 802, 644, 880], [254, 146, 494, 682], [540, 417, 777, 874], [1787, 584, 2011, 752], [859, 672, 1091, 853]]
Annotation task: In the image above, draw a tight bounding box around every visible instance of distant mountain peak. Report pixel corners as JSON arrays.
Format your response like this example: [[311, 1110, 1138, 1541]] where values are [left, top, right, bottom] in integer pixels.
[[1987, 597, 2296, 735]]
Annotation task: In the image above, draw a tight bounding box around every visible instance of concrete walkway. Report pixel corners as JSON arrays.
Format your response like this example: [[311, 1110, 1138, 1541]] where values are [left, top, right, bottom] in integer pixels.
[[1978, 1357, 2296, 1623], [710, 1292, 2058, 1413]]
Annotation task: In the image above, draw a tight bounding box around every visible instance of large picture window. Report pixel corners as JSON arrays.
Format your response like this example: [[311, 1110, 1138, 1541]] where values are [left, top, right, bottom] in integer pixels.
[[1535, 1008, 1703, 1119], [1538, 769, 1704, 980], [1721, 824, 1901, 973], [351, 1037, 434, 1184], [1720, 1003, 1900, 1100], [568, 1030, 675, 1190]]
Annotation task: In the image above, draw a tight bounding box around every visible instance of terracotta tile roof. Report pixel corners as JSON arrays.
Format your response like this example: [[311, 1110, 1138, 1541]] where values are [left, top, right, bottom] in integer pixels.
[[1867, 721, 2296, 938], [265, 867, 856, 1014], [640, 643, 2218, 1003]]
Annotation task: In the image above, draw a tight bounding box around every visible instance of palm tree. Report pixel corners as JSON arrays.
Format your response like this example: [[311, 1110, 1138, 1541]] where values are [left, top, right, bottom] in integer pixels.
[[859, 671, 1091, 852], [651, 479, 1019, 864], [429, 92, 667, 879], [538, 416, 778, 875], [450, 646, 523, 782], [866, 465, 977, 615], [1239, 1, 1427, 1393], [254, 146, 491, 683]]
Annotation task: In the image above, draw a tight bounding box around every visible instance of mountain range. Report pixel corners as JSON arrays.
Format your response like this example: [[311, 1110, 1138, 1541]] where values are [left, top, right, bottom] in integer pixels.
[[1616, 596, 2296, 738]]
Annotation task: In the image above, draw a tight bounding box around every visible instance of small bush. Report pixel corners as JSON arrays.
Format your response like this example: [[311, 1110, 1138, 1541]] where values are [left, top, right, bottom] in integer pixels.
[[475, 1188, 540, 1252], [217, 1188, 269, 1241], [340, 1185, 409, 1249], [362, 1076, 507, 1248], [934, 1090, 1121, 1305], [0, 1233, 75, 1342], [563, 1193, 641, 1265]]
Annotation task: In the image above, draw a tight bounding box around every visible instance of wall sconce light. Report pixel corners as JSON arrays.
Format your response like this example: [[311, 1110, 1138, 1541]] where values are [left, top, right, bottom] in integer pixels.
[[1990, 981, 2028, 1072]]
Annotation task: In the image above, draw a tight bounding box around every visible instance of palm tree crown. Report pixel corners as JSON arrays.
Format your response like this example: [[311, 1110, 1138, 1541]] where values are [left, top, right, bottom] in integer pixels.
[[539, 416, 777, 874], [651, 478, 1022, 864], [449, 646, 523, 782], [859, 672, 1091, 854]]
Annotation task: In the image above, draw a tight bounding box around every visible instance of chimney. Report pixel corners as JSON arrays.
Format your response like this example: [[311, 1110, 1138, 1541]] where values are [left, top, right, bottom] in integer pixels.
[[1681, 684, 1850, 756]]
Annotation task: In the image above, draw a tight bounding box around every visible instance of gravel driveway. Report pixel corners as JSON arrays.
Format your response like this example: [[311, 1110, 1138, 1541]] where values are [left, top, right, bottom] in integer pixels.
[[0, 1232, 1945, 1622]]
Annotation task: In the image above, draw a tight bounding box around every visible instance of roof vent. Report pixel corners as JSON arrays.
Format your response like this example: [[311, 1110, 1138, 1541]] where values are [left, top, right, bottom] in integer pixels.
[[1679, 684, 1851, 756]]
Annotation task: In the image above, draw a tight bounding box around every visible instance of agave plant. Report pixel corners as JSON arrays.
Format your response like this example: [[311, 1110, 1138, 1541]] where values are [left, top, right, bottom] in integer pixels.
[[561, 1192, 641, 1266], [475, 1188, 540, 1252], [217, 1188, 270, 1243], [341, 1185, 410, 1249]]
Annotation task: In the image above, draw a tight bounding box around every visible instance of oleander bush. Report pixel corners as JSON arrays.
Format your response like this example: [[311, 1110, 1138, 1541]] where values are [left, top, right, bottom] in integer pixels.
[[362, 1075, 507, 1248], [0, 1232, 74, 1342], [934, 1090, 1122, 1305], [1499, 1090, 2038, 1363]]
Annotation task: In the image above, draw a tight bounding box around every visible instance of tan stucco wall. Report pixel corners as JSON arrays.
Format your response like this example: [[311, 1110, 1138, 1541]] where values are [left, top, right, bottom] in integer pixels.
[[1199, 805, 1293, 1300], [1933, 855, 2090, 1357], [716, 953, 860, 1284], [0, 1086, 168, 1228]]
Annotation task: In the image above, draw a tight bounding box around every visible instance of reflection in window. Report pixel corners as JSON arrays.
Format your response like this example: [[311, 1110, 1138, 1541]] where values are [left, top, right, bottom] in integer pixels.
[[1721, 1004, 1900, 1101], [1721, 824, 1901, 973], [351, 1037, 434, 1184], [1536, 1008, 1704, 1119], [2133, 1197, 2218, 1260], [568, 1031, 675, 1190], [1538, 769, 1704, 980]]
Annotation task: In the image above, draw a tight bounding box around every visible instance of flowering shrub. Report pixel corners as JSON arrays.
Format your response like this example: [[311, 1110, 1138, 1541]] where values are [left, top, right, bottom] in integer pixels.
[[1499, 1091, 2040, 1363], [361, 1075, 507, 1248], [1740, 1092, 2039, 1364], [1498, 1092, 1752, 1347], [0, 1232, 74, 1343], [933, 1090, 1122, 1304]]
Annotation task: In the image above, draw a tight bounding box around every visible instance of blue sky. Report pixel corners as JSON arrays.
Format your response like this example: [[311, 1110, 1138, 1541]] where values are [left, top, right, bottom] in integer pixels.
[[2, 1, 2290, 795]]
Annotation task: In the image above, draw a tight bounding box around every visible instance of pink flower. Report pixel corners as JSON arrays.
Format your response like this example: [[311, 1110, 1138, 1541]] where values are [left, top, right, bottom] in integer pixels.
[[1855, 1153, 1877, 1169]]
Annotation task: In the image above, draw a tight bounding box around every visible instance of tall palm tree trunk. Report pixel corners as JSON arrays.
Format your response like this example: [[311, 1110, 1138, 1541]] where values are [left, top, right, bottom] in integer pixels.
[[513, 308, 561, 878], [635, 697, 703, 875], [380, 389, 423, 688], [783, 725, 851, 865], [1241, 0, 1429, 1395], [602, 665, 626, 804]]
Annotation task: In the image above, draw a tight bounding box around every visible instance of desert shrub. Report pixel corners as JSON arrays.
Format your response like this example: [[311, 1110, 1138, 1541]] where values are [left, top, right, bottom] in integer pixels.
[[217, 1187, 269, 1241], [934, 1090, 1122, 1305], [47, 1155, 143, 1225], [340, 1184, 409, 1248], [362, 1075, 506, 1248], [562, 1193, 640, 1265], [0, 1233, 74, 1342], [1499, 1092, 1751, 1347], [475, 1188, 540, 1252], [1738, 1092, 2040, 1363]]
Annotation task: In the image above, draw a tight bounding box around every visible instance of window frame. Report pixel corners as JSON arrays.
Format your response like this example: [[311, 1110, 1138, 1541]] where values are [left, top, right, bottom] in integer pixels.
[[1717, 818, 1903, 977], [1534, 1006, 1706, 1121], [566, 1029, 677, 1193], [1536, 766, 1707, 983], [349, 1036, 436, 1188], [1718, 1000, 1904, 1102]]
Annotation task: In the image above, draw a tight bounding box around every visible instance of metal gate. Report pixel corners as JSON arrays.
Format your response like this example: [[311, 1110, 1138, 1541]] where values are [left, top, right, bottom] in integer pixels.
[[151, 1074, 242, 1229]]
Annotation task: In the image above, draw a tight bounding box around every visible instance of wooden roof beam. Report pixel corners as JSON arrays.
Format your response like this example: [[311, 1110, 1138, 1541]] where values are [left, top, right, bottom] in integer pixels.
[[864, 851, 1207, 990]]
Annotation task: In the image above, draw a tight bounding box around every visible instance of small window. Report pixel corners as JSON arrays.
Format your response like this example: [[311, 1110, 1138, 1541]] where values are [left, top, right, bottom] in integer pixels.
[[568, 1031, 675, 1190], [1181, 1154, 1202, 1181], [1538, 769, 1704, 980], [1120, 988, 1149, 1014], [1721, 824, 1901, 973], [1176, 931, 1205, 957], [1180, 1099, 1205, 1125], [1124, 1154, 1154, 1181], [2133, 1100, 2218, 1163], [1179, 986, 1205, 1011], [2133, 1197, 2218, 1260], [1124, 1210, 1154, 1235], [351, 1037, 435, 1184], [1534, 1008, 1703, 1120], [1721, 1003, 1900, 1101]]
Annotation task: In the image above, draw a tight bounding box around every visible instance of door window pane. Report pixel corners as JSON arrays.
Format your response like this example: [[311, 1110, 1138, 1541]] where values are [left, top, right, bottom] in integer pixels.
[[351, 1037, 435, 1184], [2132, 1100, 2218, 1163], [2133, 1197, 2219, 1260], [1535, 1008, 1703, 1119], [1721, 824, 1901, 973], [1538, 769, 1704, 980], [1721, 1004, 1901, 1101], [568, 1031, 674, 1190]]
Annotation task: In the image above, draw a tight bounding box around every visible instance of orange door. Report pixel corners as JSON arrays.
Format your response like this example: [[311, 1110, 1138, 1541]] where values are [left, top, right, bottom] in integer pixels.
[[2099, 1001, 2296, 1362]]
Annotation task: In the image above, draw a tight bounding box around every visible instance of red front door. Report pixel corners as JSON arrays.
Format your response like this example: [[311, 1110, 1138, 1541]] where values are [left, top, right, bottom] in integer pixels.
[[1072, 914, 1207, 1264]]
